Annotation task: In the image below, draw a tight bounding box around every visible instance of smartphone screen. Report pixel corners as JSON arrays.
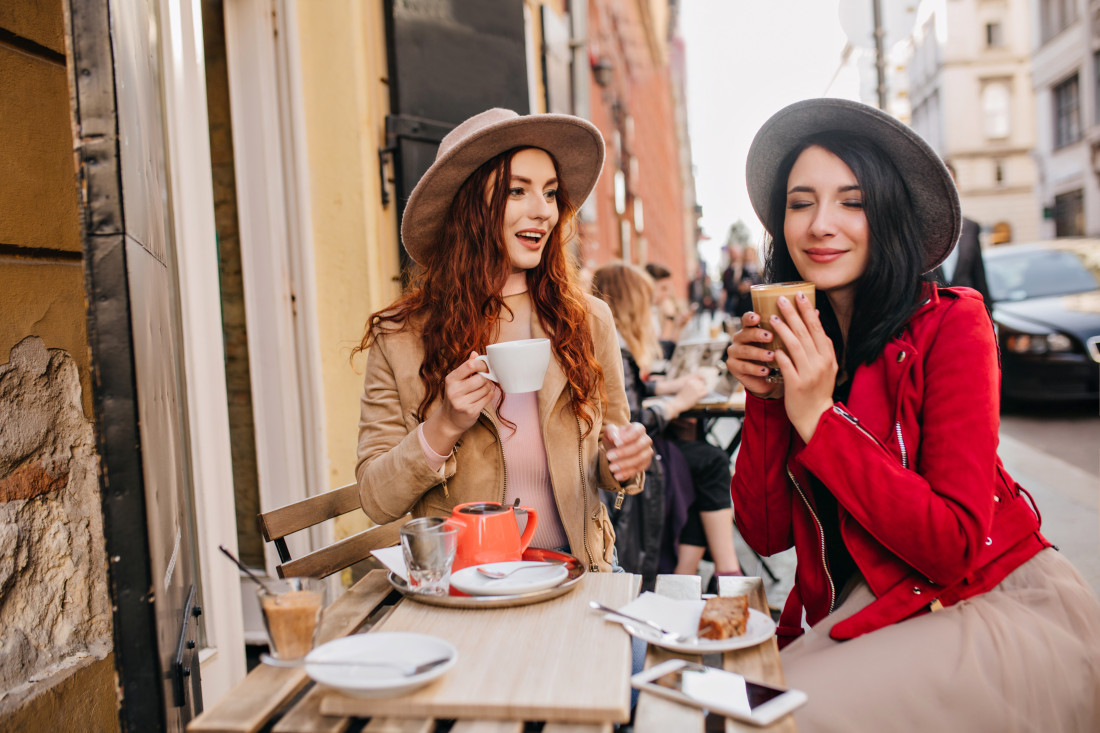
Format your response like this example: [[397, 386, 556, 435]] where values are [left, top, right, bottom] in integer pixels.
[[655, 667, 785, 714]]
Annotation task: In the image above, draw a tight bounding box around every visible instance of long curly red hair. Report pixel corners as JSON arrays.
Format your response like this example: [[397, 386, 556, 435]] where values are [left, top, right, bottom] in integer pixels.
[[357, 147, 605, 435]]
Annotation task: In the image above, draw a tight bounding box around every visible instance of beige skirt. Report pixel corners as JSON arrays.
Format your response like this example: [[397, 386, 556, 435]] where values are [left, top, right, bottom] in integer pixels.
[[781, 548, 1100, 733]]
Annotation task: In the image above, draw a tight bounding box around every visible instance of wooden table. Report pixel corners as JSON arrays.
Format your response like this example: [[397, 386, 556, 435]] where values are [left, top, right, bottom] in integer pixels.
[[680, 390, 747, 457], [188, 570, 795, 733]]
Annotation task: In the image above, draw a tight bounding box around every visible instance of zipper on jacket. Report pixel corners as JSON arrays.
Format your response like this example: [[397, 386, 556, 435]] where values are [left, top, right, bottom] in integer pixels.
[[480, 410, 509, 504], [440, 442, 460, 499], [786, 467, 837, 613], [575, 415, 596, 571], [894, 422, 909, 469]]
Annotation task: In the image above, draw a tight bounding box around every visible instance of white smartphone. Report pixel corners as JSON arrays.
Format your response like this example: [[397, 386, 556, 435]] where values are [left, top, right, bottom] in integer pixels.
[[631, 659, 807, 727]]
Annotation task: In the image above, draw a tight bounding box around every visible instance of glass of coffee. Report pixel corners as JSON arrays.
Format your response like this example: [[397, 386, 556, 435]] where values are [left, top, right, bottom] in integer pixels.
[[749, 281, 816, 383], [258, 576, 326, 659]]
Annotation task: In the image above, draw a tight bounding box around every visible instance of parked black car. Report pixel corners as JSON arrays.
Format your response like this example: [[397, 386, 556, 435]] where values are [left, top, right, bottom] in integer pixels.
[[982, 239, 1100, 403]]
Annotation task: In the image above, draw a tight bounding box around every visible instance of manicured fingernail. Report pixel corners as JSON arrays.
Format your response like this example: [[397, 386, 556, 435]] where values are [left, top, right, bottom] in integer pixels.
[[798, 292, 807, 302], [770, 315, 780, 323], [610, 463, 620, 473], [760, 367, 769, 375], [766, 351, 774, 358], [778, 296, 789, 306], [607, 451, 617, 461]]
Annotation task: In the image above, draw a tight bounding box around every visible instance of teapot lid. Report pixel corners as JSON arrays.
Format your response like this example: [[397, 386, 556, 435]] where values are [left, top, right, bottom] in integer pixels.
[[456, 502, 508, 515]]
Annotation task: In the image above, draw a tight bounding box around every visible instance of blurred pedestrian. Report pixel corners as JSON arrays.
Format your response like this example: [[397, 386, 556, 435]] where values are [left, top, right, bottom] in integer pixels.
[[644, 262, 692, 357], [354, 108, 651, 572], [930, 161, 992, 313], [593, 262, 743, 584], [727, 98, 1100, 731]]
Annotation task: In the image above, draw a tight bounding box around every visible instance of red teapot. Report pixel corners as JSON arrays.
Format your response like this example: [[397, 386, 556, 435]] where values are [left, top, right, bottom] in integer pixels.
[[448, 501, 539, 570]]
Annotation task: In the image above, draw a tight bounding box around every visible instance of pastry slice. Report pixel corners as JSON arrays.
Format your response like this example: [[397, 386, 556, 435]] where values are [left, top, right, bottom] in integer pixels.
[[698, 595, 749, 640]]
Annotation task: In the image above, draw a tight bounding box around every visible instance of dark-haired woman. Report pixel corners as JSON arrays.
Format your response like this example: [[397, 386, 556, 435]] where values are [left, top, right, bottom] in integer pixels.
[[726, 99, 1100, 730], [355, 109, 652, 572]]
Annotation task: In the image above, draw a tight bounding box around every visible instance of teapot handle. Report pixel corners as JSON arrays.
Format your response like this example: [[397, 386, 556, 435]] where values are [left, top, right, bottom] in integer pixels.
[[517, 507, 538, 553]]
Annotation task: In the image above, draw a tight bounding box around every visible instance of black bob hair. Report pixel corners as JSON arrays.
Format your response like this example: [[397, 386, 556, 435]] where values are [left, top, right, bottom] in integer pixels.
[[762, 130, 930, 370]]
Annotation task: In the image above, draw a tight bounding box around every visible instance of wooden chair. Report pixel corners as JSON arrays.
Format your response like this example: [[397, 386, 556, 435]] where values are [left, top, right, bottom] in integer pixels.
[[257, 482, 411, 579]]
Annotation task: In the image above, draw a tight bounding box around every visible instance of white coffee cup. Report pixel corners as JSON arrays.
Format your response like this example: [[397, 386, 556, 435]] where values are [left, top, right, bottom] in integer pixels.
[[475, 338, 551, 394]]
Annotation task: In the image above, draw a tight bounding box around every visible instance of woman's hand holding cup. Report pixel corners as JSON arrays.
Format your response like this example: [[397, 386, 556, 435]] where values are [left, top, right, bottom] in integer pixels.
[[726, 312, 785, 400], [422, 352, 497, 455], [602, 423, 653, 482]]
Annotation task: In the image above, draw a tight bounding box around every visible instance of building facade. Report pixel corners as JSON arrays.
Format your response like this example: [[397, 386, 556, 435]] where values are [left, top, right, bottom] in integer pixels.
[[908, 0, 1042, 247], [1029, 0, 1100, 237]]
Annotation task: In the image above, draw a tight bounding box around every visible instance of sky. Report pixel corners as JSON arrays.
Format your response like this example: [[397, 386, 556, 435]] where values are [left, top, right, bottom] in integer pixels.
[[680, 1, 863, 272]]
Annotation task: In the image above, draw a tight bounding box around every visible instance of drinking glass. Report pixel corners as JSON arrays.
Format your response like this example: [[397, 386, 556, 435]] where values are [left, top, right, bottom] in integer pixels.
[[258, 576, 326, 659], [749, 281, 816, 383], [400, 517, 459, 595]]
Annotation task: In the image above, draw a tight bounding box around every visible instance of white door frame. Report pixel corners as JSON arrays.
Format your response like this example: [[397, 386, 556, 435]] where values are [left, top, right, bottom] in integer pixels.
[[157, 0, 246, 697], [222, 0, 329, 581]]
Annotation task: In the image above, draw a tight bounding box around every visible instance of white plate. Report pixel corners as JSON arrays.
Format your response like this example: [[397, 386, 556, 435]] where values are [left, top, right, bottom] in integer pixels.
[[305, 632, 457, 698], [449, 561, 569, 596], [621, 608, 777, 653]]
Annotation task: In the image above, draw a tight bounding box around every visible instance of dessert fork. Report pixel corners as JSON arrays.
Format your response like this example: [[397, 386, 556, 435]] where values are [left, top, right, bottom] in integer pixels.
[[588, 601, 695, 643]]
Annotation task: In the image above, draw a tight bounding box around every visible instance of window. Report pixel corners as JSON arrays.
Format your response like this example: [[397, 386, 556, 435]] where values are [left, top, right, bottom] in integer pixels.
[[1095, 52, 1100, 124], [985, 22, 1003, 48], [1054, 190, 1084, 237], [982, 81, 1011, 139], [1053, 74, 1081, 149], [1040, 0, 1079, 44]]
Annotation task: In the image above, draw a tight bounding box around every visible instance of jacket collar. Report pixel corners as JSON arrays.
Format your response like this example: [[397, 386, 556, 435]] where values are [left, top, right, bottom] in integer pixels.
[[531, 315, 569, 425]]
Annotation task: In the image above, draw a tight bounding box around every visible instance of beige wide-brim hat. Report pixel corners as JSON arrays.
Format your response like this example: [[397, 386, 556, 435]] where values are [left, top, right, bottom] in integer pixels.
[[746, 98, 961, 273], [400, 108, 605, 265]]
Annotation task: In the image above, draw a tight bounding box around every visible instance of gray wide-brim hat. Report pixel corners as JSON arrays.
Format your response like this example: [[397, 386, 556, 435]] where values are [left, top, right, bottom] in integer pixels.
[[401, 108, 605, 265], [746, 98, 961, 273]]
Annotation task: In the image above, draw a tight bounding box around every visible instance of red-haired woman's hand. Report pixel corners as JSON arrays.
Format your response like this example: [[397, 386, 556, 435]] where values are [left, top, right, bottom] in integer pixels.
[[725, 312, 784, 400], [422, 352, 496, 455], [603, 422, 653, 482]]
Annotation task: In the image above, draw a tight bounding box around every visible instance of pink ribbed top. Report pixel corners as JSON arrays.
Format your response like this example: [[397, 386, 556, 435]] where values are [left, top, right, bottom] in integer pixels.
[[418, 272, 567, 550]]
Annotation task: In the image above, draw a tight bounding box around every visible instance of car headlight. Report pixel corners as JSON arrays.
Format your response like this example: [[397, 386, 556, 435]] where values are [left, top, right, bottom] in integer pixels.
[[1003, 331, 1075, 355]]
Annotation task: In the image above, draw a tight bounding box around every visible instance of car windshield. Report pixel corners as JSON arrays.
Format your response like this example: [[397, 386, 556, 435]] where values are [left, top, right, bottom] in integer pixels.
[[985, 247, 1100, 302]]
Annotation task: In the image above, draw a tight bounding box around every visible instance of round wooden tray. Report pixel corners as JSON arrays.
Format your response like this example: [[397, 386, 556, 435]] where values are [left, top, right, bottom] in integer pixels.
[[387, 548, 586, 609]]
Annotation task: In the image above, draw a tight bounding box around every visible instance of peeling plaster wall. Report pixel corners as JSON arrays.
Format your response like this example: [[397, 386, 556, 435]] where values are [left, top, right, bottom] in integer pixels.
[[0, 337, 111, 714]]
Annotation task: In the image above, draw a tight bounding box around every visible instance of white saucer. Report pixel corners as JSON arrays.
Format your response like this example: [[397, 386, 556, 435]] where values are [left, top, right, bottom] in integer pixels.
[[450, 561, 569, 596], [305, 632, 457, 698], [621, 608, 776, 653]]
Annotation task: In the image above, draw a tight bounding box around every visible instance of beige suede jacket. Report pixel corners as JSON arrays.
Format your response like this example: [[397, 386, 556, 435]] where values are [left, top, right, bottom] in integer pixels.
[[356, 294, 643, 572]]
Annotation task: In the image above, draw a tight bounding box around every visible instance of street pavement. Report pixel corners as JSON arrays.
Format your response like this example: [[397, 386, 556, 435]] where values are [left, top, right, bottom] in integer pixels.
[[707, 417, 1099, 616]]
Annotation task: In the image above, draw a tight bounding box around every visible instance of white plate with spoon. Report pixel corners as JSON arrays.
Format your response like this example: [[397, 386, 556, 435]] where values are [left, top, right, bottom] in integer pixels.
[[298, 632, 457, 698], [450, 560, 569, 596]]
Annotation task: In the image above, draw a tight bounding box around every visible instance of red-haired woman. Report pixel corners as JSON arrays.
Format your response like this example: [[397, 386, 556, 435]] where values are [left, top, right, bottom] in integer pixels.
[[354, 109, 652, 572]]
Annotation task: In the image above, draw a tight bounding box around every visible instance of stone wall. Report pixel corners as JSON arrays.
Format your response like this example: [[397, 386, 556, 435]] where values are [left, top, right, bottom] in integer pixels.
[[0, 337, 112, 716]]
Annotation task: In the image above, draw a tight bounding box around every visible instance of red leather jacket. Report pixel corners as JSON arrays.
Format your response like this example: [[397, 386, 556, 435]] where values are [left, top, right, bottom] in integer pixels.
[[732, 285, 1049, 643]]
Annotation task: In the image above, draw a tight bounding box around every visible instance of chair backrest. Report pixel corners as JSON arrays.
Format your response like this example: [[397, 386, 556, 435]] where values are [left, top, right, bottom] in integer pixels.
[[257, 482, 411, 579]]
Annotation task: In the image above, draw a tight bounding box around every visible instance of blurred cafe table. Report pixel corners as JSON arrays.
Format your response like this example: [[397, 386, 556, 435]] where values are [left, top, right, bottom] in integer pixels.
[[678, 389, 747, 458], [188, 568, 795, 733]]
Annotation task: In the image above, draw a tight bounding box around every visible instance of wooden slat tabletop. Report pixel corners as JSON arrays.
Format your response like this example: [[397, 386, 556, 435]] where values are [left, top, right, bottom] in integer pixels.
[[191, 569, 793, 733], [188, 572, 395, 733], [318, 572, 638, 724]]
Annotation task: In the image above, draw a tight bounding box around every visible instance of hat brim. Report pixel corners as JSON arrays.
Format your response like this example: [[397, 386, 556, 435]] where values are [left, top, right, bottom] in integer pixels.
[[401, 115, 605, 265], [745, 98, 960, 273]]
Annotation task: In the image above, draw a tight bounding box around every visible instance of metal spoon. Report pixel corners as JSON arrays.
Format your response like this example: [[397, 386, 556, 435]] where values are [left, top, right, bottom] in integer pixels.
[[476, 561, 566, 580], [588, 601, 695, 643], [260, 653, 450, 676]]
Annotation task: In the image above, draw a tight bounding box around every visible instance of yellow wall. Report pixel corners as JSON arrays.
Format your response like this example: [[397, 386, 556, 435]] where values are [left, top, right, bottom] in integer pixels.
[[295, 1, 400, 534], [0, 3, 90, 416]]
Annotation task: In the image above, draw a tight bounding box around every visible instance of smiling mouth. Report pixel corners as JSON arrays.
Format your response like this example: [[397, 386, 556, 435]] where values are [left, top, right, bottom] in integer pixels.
[[804, 248, 845, 263], [515, 232, 545, 249]]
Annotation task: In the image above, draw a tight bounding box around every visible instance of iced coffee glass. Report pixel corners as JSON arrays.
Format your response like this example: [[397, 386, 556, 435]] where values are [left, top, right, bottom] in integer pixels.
[[750, 281, 816, 383], [258, 577, 326, 659]]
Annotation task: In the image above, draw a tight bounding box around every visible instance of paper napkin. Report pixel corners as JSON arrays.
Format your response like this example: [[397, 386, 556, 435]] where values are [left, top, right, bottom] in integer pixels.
[[370, 545, 408, 581], [604, 591, 707, 637]]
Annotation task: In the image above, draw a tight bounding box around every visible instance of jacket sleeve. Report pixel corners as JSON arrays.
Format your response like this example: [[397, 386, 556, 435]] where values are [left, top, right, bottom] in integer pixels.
[[730, 393, 796, 555], [797, 296, 998, 585], [590, 297, 645, 495], [355, 334, 453, 523]]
